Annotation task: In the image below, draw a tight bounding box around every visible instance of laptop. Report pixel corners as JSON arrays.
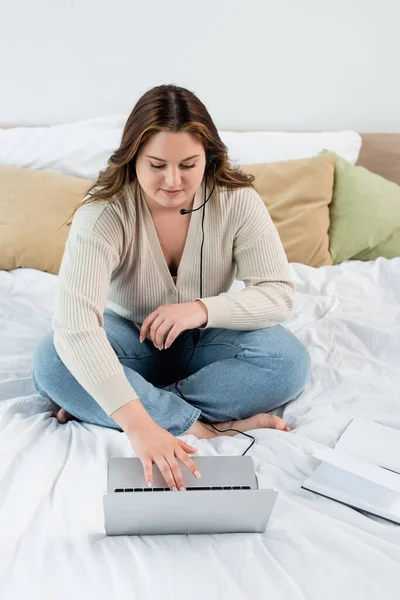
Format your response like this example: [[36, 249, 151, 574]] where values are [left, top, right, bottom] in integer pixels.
[[103, 455, 279, 535]]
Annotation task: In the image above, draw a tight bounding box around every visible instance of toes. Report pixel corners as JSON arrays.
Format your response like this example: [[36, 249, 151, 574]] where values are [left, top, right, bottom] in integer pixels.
[[58, 413, 66, 424], [281, 422, 291, 432], [51, 408, 73, 424], [272, 416, 285, 430], [272, 416, 291, 432], [57, 409, 68, 423]]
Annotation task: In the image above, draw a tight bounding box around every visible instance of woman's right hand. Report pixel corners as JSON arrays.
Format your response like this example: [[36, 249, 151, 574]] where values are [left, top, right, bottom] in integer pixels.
[[127, 417, 201, 491]]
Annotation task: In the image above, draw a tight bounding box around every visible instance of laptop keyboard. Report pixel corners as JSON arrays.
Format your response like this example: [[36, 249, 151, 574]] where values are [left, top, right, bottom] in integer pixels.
[[114, 486, 252, 492]]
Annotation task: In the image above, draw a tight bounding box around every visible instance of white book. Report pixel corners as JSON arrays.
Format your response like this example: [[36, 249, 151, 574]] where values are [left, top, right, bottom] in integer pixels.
[[302, 418, 400, 523]]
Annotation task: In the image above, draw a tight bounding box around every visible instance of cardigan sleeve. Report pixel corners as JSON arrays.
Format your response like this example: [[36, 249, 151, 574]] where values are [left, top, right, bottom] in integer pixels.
[[52, 232, 141, 416], [194, 187, 295, 330]]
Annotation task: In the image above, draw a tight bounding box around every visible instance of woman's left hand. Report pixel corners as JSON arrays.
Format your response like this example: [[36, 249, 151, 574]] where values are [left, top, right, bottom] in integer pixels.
[[139, 300, 208, 350]]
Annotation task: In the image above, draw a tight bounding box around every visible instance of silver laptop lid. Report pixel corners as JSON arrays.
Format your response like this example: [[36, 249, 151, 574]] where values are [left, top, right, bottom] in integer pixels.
[[108, 455, 258, 492], [103, 456, 280, 535]]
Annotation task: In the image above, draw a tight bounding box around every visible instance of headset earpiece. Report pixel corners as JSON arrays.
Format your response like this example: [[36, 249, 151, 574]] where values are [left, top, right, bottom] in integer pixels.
[[206, 153, 218, 171]]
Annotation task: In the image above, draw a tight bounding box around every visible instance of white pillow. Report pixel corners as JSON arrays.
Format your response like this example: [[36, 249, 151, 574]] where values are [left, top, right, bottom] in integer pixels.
[[0, 115, 126, 180], [220, 131, 361, 166], [0, 114, 362, 180]]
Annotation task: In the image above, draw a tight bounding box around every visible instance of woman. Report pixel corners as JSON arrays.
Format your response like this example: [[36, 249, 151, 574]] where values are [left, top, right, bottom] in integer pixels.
[[31, 84, 311, 492]]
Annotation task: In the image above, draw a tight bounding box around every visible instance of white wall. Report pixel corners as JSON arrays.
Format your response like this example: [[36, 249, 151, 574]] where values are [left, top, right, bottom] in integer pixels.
[[2, 0, 400, 131]]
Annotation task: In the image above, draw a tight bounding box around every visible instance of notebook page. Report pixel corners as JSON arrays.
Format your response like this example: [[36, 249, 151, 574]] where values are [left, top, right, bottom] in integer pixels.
[[335, 418, 400, 473]]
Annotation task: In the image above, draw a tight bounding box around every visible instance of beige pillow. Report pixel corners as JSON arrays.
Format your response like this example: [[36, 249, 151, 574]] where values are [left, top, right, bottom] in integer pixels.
[[1, 155, 335, 276], [240, 153, 335, 267], [0, 166, 92, 275]]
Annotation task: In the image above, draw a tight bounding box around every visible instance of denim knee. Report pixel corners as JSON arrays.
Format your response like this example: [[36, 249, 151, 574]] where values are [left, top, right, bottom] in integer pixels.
[[284, 338, 312, 400], [31, 332, 60, 397]]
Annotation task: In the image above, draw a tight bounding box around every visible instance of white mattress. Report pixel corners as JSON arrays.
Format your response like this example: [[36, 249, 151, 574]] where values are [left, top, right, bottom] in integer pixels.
[[1, 258, 400, 600]]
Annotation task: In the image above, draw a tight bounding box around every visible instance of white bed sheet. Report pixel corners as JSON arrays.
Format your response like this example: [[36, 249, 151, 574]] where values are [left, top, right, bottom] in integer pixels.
[[1, 258, 400, 600]]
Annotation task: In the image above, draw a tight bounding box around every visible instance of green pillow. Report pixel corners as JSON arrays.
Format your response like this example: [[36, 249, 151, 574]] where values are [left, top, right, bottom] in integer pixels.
[[327, 152, 400, 264]]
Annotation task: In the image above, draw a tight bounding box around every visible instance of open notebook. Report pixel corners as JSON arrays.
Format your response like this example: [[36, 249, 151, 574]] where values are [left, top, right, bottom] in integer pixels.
[[302, 418, 400, 523]]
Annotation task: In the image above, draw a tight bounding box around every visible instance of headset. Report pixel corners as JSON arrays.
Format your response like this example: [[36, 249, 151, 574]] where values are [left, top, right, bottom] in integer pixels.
[[169, 154, 255, 456]]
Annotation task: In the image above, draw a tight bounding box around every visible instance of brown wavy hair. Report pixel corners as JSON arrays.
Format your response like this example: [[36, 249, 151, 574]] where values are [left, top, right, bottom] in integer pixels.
[[61, 84, 255, 229]]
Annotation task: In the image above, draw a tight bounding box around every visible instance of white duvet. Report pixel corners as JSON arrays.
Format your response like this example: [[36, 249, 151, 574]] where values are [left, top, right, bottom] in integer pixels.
[[1, 258, 400, 600]]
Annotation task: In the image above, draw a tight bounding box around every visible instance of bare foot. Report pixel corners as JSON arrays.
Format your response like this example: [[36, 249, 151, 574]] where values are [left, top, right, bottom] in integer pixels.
[[51, 407, 78, 424], [186, 413, 291, 439]]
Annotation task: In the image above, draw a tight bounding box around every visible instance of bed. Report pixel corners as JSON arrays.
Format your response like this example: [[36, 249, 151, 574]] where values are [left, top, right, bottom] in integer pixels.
[[1, 132, 400, 600]]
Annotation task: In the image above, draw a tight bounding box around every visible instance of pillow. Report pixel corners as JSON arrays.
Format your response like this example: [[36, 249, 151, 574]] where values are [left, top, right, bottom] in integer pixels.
[[0, 115, 126, 179], [327, 153, 400, 264], [0, 153, 335, 276], [0, 114, 361, 180], [222, 130, 361, 166], [0, 165, 91, 275], [240, 153, 335, 268]]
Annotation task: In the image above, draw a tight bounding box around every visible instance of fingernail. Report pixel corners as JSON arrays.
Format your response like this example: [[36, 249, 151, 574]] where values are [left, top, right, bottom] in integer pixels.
[[147, 481, 152, 488], [172, 486, 177, 491], [194, 470, 201, 479], [140, 336, 143, 343]]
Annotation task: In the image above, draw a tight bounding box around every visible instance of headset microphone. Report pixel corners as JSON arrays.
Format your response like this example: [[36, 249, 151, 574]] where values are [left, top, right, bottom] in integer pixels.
[[179, 156, 218, 215]]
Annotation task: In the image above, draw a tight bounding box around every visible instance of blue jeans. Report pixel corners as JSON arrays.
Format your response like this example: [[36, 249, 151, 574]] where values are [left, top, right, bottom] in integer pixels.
[[31, 308, 311, 436]]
